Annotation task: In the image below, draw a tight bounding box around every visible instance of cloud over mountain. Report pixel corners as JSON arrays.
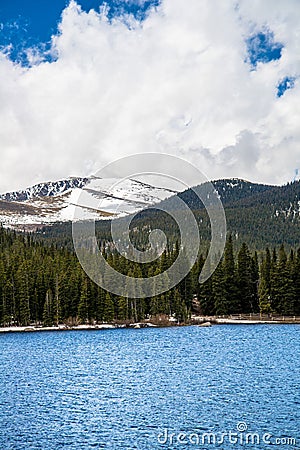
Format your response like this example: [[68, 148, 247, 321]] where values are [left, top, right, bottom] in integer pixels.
[[0, 0, 299, 192]]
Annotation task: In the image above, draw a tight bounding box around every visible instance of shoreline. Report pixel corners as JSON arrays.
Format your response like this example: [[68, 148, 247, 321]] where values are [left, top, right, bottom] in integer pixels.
[[215, 319, 300, 325], [1, 319, 300, 334]]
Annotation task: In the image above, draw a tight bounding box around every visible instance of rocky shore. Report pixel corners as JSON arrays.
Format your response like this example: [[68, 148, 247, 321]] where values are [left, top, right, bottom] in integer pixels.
[[1, 316, 299, 333]]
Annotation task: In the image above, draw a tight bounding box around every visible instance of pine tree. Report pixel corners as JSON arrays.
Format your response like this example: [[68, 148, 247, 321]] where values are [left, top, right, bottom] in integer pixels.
[[103, 292, 114, 323], [0, 261, 8, 325], [198, 277, 214, 315], [150, 295, 160, 317], [17, 264, 31, 326], [95, 287, 106, 322], [271, 245, 296, 314], [117, 296, 129, 321], [43, 289, 54, 326], [213, 261, 227, 315], [54, 274, 61, 326], [284, 250, 297, 315], [173, 289, 188, 323], [222, 235, 239, 314], [258, 277, 271, 314], [250, 251, 259, 311], [78, 277, 89, 324], [237, 243, 255, 313], [293, 248, 300, 315]]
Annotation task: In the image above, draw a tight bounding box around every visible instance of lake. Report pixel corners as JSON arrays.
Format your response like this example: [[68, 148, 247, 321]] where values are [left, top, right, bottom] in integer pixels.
[[0, 325, 299, 449]]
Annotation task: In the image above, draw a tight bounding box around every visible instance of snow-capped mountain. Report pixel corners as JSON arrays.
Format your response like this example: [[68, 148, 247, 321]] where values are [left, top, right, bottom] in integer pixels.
[[0, 177, 89, 202], [3, 175, 298, 230], [0, 176, 179, 227]]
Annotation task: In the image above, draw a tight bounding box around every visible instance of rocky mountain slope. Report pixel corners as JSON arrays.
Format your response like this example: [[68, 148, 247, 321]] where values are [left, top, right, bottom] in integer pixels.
[[0, 176, 179, 226]]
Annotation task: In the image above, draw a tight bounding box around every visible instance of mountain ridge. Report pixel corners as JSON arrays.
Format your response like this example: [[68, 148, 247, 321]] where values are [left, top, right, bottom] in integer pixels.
[[124, 178, 300, 251], [2, 176, 300, 250], [0, 175, 181, 226], [0, 177, 89, 202]]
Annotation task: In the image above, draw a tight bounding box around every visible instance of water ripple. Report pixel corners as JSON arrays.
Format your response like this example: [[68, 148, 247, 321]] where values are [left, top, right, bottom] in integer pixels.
[[0, 325, 299, 449]]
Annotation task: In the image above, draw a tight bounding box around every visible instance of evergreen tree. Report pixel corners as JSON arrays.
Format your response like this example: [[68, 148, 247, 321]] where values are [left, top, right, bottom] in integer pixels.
[[222, 235, 239, 314], [250, 251, 259, 311], [198, 277, 214, 315], [78, 277, 89, 324], [258, 277, 271, 314], [213, 261, 227, 315], [17, 263, 31, 326], [293, 248, 300, 315], [271, 245, 296, 314], [237, 243, 255, 313], [43, 289, 54, 326], [103, 292, 114, 323], [117, 296, 129, 321], [173, 289, 188, 322], [54, 274, 61, 326]]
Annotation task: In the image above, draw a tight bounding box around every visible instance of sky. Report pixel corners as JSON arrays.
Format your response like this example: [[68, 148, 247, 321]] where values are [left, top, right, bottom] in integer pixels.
[[0, 0, 300, 192]]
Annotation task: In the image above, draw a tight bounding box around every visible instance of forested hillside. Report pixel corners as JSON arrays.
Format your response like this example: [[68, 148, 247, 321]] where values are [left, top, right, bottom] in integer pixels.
[[36, 179, 300, 251], [1, 227, 299, 327]]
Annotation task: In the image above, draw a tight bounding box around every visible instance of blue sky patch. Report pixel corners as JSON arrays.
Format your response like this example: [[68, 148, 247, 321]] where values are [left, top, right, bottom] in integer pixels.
[[277, 76, 296, 97], [246, 30, 283, 69], [0, 0, 160, 66]]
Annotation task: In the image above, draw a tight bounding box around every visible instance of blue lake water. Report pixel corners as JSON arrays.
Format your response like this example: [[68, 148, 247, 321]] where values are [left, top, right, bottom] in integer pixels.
[[0, 325, 299, 449]]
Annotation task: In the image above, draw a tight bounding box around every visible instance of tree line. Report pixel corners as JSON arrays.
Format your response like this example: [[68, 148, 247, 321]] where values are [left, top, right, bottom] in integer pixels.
[[0, 227, 299, 327]]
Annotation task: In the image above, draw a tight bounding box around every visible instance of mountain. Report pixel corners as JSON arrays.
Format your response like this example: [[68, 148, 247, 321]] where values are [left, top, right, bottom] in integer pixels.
[[0, 176, 179, 227], [132, 178, 300, 249], [2, 176, 300, 249], [31, 177, 300, 251], [153, 178, 273, 211]]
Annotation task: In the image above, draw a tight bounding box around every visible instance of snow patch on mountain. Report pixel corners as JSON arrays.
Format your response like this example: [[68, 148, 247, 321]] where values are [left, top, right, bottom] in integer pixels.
[[275, 200, 300, 220], [0, 176, 180, 226]]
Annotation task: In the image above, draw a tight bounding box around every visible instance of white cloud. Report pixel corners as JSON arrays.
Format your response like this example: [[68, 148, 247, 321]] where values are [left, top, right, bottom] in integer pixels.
[[0, 0, 300, 192]]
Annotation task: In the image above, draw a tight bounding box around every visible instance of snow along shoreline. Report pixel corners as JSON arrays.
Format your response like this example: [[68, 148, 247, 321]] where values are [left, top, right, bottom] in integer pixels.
[[0, 319, 299, 334], [0, 323, 161, 333], [0, 324, 117, 333]]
